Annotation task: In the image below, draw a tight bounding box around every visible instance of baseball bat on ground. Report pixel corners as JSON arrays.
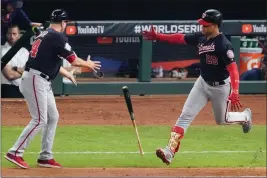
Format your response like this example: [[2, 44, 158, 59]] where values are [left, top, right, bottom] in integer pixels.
[[122, 86, 144, 156]]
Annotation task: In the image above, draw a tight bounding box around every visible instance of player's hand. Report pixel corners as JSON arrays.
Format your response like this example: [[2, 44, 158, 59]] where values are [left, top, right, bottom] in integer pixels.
[[86, 55, 101, 73], [228, 90, 242, 111], [68, 68, 77, 86], [142, 25, 158, 40], [87, 60, 101, 73]]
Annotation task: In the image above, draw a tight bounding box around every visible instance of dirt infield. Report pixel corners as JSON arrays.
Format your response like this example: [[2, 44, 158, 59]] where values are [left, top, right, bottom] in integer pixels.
[[2, 167, 266, 177], [2, 95, 266, 126], [1, 95, 266, 176]]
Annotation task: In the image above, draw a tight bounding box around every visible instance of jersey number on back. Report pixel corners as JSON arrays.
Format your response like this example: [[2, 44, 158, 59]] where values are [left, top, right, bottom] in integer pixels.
[[30, 39, 42, 58]]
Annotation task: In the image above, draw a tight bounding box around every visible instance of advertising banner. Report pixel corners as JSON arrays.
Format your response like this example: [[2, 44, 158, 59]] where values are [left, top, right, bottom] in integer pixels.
[[65, 20, 267, 36]]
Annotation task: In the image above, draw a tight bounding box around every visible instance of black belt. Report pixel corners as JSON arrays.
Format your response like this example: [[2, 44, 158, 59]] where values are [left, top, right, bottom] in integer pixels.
[[205, 80, 226, 86], [25, 67, 50, 81]]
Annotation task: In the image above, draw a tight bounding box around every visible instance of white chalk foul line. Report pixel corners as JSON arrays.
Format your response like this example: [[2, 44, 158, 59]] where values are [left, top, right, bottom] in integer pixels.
[[3, 150, 265, 154]]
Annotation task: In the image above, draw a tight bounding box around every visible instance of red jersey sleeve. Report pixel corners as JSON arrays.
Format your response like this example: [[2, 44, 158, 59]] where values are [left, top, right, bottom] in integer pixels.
[[224, 45, 239, 92]]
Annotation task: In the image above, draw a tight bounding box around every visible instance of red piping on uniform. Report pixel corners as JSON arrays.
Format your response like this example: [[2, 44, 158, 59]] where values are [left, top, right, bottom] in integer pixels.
[[157, 33, 186, 44], [15, 75, 41, 156]]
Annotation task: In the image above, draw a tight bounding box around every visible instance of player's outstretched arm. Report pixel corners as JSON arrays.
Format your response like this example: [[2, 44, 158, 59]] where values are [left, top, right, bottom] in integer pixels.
[[227, 62, 240, 93], [142, 25, 186, 44], [71, 56, 101, 73], [227, 62, 242, 111], [58, 41, 101, 73], [59, 66, 77, 86]]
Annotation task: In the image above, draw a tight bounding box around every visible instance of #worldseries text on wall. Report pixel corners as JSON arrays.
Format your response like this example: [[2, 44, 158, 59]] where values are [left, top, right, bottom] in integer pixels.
[[65, 20, 267, 36]]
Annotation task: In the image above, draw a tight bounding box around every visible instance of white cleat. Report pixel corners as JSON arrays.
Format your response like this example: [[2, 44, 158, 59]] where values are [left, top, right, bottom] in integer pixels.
[[156, 148, 174, 165], [242, 108, 252, 133]]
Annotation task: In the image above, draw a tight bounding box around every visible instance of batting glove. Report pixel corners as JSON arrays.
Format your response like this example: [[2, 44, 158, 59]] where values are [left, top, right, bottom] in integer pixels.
[[228, 90, 242, 112], [142, 25, 158, 40]]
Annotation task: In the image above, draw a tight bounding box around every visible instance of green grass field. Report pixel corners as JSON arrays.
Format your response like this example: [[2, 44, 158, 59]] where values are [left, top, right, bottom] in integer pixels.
[[1, 125, 266, 168]]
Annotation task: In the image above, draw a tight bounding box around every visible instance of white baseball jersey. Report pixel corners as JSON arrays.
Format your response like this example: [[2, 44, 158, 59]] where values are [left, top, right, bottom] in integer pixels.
[[1, 42, 29, 86]]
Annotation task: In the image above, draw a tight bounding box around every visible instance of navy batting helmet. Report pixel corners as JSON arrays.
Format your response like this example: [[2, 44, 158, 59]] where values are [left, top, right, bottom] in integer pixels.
[[197, 9, 223, 27], [50, 9, 68, 22]]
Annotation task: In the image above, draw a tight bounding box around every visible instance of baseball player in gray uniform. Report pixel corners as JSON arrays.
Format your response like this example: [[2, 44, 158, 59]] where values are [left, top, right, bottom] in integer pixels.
[[142, 9, 252, 165], [4, 9, 101, 169]]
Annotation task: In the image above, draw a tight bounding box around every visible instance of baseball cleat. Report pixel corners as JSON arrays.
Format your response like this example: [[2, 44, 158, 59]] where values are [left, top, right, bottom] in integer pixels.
[[37, 159, 62, 168], [4, 153, 29, 169], [242, 108, 252, 133], [156, 148, 173, 165]]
